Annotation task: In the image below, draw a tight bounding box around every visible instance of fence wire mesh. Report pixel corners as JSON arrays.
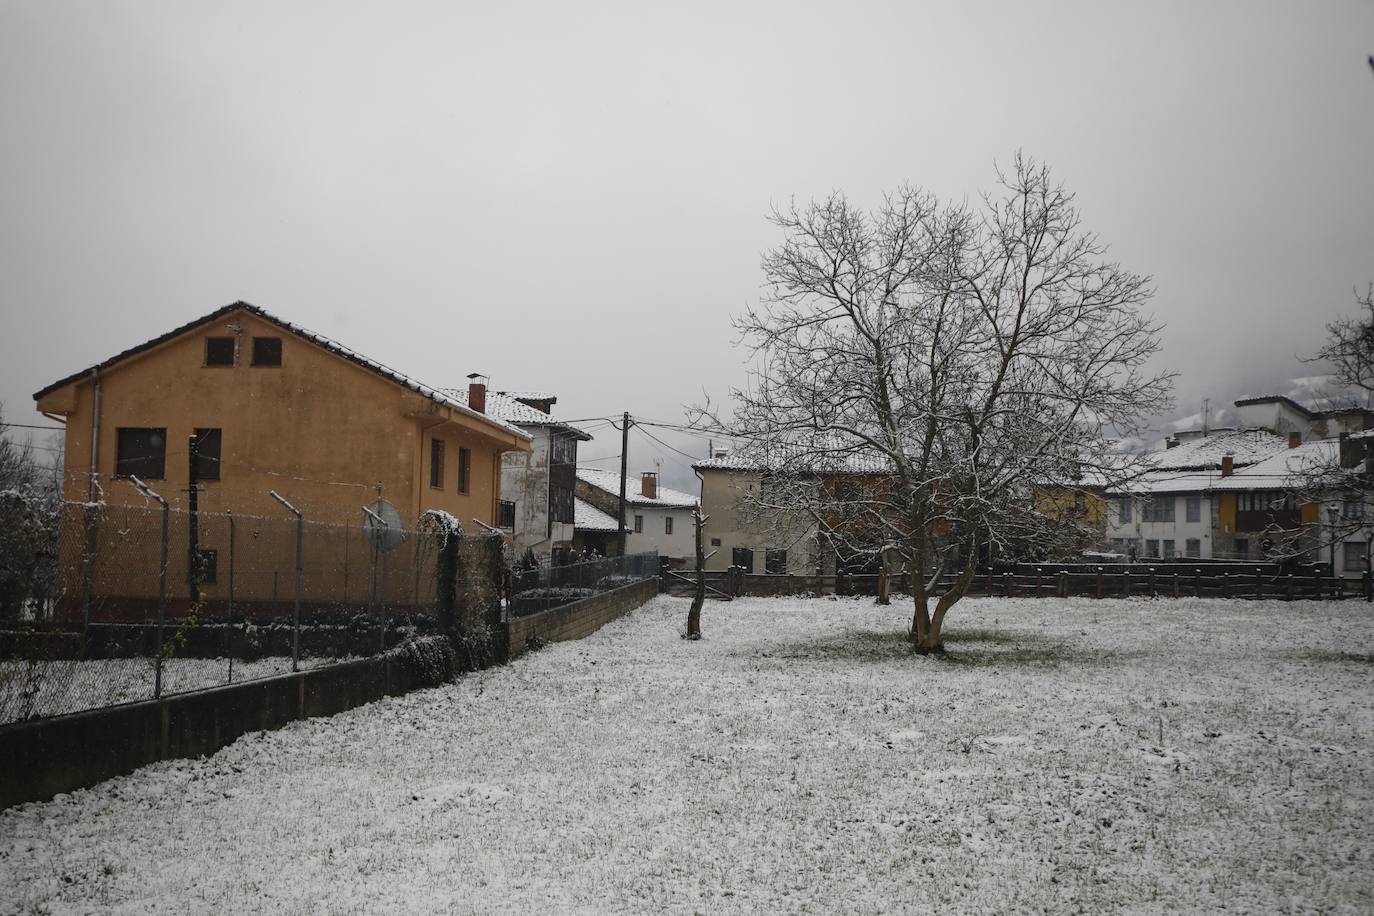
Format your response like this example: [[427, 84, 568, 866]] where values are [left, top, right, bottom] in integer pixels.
[[0, 497, 505, 724], [509, 552, 659, 618]]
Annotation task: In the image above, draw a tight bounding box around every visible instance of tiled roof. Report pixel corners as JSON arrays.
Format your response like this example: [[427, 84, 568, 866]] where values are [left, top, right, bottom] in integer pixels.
[[574, 497, 619, 532], [33, 301, 530, 444], [444, 389, 592, 440], [1208, 439, 1342, 491], [576, 467, 698, 508], [1147, 429, 1288, 472]]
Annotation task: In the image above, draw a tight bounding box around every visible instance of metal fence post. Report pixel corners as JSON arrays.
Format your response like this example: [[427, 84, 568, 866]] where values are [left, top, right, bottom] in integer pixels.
[[129, 477, 168, 698], [362, 505, 388, 652], [270, 491, 303, 672], [227, 511, 236, 684]]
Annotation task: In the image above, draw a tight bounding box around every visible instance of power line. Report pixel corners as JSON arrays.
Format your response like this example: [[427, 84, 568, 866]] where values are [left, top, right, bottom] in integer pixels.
[[0, 421, 66, 431]]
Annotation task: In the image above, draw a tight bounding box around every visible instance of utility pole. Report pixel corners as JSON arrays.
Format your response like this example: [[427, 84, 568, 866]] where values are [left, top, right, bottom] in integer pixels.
[[618, 411, 631, 556]]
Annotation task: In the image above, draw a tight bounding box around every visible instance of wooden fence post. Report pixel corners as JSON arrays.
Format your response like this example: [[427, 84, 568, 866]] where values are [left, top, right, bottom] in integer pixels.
[[1096, 566, 1104, 599], [1194, 568, 1202, 598], [1254, 567, 1263, 600], [1314, 570, 1323, 600], [1221, 573, 1230, 598], [1148, 567, 1157, 598], [1285, 574, 1294, 602], [1172, 572, 1180, 598], [1035, 567, 1043, 597]]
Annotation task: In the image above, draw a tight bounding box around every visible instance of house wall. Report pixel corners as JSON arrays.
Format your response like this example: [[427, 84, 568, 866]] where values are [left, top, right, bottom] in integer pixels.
[[698, 469, 816, 574], [624, 505, 695, 561], [501, 426, 574, 560], [1104, 494, 1214, 559]]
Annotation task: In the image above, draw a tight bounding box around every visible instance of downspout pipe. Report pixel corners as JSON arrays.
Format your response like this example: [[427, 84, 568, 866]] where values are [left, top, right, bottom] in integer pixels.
[[88, 368, 101, 502]]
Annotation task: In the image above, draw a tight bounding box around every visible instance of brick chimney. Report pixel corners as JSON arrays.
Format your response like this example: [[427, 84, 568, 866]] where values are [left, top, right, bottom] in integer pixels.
[[1288, 431, 1302, 449], [467, 381, 486, 414], [641, 472, 658, 499], [1221, 454, 1234, 477]]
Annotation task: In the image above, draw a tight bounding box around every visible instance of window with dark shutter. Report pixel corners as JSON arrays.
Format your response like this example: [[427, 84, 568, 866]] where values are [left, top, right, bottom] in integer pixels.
[[115, 428, 166, 479], [498, 500, 516, 529], [732, 547, 755, 572], [664, 516, 673, 535], [205, 337, 235, 367], [251, 337, 282, 367], [193, 428, 221, 481], [430, 439, 445, 489], [458, 448, 471, 494]]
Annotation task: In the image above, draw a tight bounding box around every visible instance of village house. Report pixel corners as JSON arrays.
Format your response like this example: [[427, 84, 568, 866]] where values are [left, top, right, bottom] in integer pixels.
[[33, 301, 530, 616], [574, 467, 697, 565], [450, 389, 591, 565], [1104, 429, 1290, 560]]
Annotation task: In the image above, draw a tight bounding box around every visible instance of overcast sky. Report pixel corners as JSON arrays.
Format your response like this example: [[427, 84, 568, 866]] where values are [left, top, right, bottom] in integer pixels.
[[2, 1, 1371, 491]]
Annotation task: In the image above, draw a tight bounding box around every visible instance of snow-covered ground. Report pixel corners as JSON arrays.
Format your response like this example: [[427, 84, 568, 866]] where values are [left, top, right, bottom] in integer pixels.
[[0, 655, 348, 725], [2, 595, 1372, 914]]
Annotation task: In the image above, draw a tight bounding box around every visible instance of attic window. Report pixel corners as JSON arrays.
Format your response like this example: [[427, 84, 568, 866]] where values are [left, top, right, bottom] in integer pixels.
[[205, 337, 234, 367], [251, 337, 282, 367]]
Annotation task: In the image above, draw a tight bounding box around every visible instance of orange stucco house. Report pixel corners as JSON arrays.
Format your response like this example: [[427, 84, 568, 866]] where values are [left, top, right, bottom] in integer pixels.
[[34, 301, 530, 620]]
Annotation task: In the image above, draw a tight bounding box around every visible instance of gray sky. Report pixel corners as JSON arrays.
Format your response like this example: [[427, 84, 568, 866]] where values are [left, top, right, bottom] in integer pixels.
[[2, 1, 1372, 490]]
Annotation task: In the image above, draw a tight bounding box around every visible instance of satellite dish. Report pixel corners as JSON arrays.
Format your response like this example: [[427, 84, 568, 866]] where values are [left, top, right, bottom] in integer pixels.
[[364, 498, 405, 553]]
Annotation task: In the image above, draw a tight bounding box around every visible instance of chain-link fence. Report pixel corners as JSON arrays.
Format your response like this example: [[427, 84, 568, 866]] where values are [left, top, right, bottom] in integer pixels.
[[509, 552, 659, 617], [1, 496, 505, 724]]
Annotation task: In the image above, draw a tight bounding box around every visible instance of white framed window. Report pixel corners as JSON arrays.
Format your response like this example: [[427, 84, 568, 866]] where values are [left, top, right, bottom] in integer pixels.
[[1185, 538, 1201, 558], [1185, 495, 1201, 524], [1343, 541, 1366, 572]]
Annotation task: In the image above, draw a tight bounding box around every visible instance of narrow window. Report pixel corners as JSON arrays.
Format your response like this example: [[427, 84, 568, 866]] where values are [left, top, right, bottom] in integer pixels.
[[192, 428, 221, 481], [115, 428, 166, 479], [1185, 495, 1201, 524], [204, 337, 235, 367], [458, 447, 471, 494], [1343, 498, 1364, 520], [1343, 541, 1366, 572], [664, 516, 673, 535], [251, 337, 282, 367], [1162, 540, 1176, 560], [766, 549, 788, 575], [634, 514, 644, 533], [1118, 499, 1132, 524], [1145, 539, 1160, 558], [1185, 538, 1201, 558], [430, 439, 444, 489], [732, 547, 755, 573], [498, 500, 516, 529]]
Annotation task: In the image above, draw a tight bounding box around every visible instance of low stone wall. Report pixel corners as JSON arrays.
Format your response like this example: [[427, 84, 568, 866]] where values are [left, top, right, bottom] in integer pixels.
[[507, 578, 658, 658], [0, 646, 445, 810]]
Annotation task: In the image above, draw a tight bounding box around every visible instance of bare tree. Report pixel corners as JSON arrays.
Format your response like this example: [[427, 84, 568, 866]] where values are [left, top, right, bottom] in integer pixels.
[[1312, 284, 1374, 402], [695, 154, 1172, 653]]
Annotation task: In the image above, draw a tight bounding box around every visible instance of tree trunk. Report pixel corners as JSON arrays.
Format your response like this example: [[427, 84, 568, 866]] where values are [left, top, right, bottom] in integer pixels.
[[685, 506, 704, 639], [909, 526, 933, 651]]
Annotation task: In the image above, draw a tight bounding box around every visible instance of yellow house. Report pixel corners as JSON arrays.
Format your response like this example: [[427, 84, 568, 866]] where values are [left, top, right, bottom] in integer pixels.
[[34, 302, 530, 619]]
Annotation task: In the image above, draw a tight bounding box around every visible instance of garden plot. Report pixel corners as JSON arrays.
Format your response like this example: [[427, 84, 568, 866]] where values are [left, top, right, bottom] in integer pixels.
[[2, 595, 1372, 914]]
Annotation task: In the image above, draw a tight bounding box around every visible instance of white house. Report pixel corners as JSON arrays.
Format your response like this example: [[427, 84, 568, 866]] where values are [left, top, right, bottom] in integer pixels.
[[1104, 429, 1289, 560], [574, 467, 697, 564], [453, 389, 591, 564]]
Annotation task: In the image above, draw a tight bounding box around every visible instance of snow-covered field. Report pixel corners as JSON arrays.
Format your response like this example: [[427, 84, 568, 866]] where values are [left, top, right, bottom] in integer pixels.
[[0, 655, 348, 725], [2, 595, 1372, 914]]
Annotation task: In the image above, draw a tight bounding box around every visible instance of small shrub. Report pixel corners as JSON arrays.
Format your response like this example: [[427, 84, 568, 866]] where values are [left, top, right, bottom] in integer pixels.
[[385, 635, 455, 687]]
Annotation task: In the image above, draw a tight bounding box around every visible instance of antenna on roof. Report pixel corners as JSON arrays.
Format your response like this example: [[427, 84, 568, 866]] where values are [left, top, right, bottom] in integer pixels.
[[1202, 398, 1210, 437]]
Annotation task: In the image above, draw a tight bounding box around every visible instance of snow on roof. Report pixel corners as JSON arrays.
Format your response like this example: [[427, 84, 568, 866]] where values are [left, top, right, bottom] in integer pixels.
[[574, 497, 619, 532], [498, 390, 557, 402], [444, 389, 591, 440], [1109, 469, 1223, 496], [576, 467, 698, 508], [1208, 439, 1342, 491], [1147, 429, 1288, 472], [692, 445, 891, 475], [32, 302, 531, 444]]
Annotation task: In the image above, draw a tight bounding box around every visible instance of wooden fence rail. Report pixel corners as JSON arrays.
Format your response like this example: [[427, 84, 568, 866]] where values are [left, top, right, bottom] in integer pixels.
[[659, 565, 1373, 602]]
